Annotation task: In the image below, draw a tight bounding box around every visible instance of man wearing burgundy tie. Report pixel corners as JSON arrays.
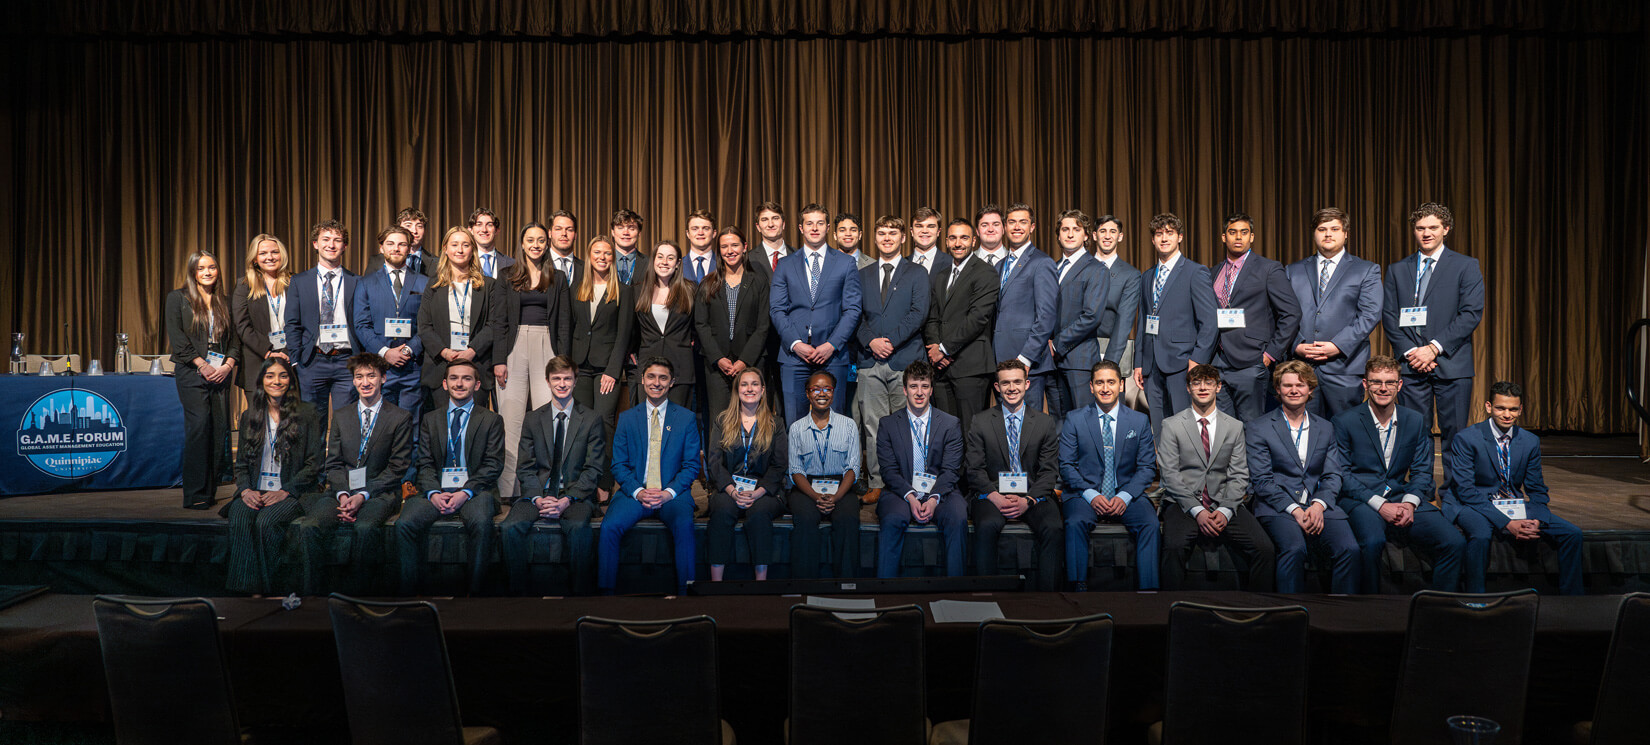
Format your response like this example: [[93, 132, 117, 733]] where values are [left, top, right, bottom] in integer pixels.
[[1157, 364, 1276, 591], [1210, 213, 1300, 422]]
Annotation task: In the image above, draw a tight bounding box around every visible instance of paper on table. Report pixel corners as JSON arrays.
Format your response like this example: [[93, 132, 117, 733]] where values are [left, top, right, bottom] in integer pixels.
[[929, 599, 1005, 624], [805, 595, 877, 621]]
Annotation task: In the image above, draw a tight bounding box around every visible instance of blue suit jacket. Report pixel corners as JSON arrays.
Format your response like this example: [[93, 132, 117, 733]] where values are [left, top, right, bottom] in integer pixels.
[[1287, 252, 1382, 384], [991, 246, 1060, 373], [770, 248, 863, 367], [1331, 404, 1437, 510], [875, 408, 964, 500], [285, 266, 361, 366], [1213, 253, 1301, 368], [610, 401, 702, 499], [1445, 420, 1553, 529], [1136, 256, 1219, 375], [855, 259, 931, 370], [353, 265, 429, 367], [1096, 256, 1142, 367], [1058, 404, 1156, 502], [1381, 247, 1485, 380], [682, 251, 718, 283], [1246, 409, 1346, 519], [1052, 252, 1111, 371]]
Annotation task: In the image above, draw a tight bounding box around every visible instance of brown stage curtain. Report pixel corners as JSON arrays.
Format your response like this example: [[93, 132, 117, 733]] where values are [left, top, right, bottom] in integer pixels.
[[1, 30, 1643, 432]]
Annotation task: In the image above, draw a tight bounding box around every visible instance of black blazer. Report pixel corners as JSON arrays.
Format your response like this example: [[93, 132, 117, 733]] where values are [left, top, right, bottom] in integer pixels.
[[229, 279, 285, 390], [322, 401, 414, 501], [414, 404, 506, 502], [496, 269, 575, 364], [694, 271, 771, 370], [232, 401, 325, 497], [1213, 253, 1301, 369], [415, 277, 504, 389], [514, 401, 607, 501], [635, 302, 697, 385], [923, 256, 999, 378], [571, 281, 636, 379], [964, 406, 1061, 500], [165, 288, 242, 378], [706, 416, 790, 497]]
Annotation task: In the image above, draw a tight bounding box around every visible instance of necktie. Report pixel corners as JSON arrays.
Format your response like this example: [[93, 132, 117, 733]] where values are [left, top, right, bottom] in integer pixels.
[[321, 271, 342, 351], [912, 416, 927, 475], [999, 252, 1017, 291], [1007, 412, 1022, 473], [1216, 261, 1236, 307], [645, 408, 663, 490], [1496, 433, 1512, 487], [695, 256, 706, 281], [1100, 412, 1117, 497], [881, 263, 893, 304], [1198, 416, 1213, 508], [391, 269, 403, 307], [915, 255, 926, 271], [1416, 257, 1435, 302], [808, 253, 821, 301], [989, 254, 1001, 268], [949, 265, 962, 292], [549, 411, 567, 496], [1151, 264, 1169, 312], [357, 406, 376, 465], [1057, 257, 1070, 281], [448, 408, 464, 467], [558, 258, 572, 284], [409, 253, 422, 273], [1318, 257, 1332, 297], [771, 250, 779, 271], [482, 253, 495, 278], [618, 254, 634, 284]]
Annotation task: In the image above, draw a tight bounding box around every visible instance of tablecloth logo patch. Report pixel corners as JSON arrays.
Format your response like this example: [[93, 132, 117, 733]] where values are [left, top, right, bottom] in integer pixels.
[[15, 390, 128, 478]]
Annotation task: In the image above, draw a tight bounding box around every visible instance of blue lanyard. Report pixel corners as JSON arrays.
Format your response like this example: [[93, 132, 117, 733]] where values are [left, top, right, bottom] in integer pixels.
[[1290, 418, 1308, 451], [269, 292, 283, 322], [453, 283, 471, 327], [739, 425, 755, 474], [357, 406, 378, 464], [810, 423, 833, 469]]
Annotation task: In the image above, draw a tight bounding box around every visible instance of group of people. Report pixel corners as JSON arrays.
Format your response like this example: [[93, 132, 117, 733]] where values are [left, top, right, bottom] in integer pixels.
[[162, 200, 1581, 596]]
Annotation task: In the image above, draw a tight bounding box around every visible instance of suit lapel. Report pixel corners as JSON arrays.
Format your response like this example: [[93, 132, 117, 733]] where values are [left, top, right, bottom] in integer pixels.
[[1273, 415, 1303, 468], [1419, 249, 1448, 305]]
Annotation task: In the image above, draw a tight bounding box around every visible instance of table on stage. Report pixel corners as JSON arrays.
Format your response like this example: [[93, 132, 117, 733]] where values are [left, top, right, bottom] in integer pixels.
[[0, 374, 183, 496]]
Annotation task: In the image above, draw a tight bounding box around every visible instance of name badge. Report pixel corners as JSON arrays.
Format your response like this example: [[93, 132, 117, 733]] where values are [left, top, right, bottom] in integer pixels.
[[441, 467, 468, 489], [258, 471, 281, 491], [385, 317, 412, 338], [999, 471, 1029, 494], [846, 366, 858, 383], [205, 351, 226, 368], [912, 471, 937, 495], [347, 467, 367, 491], [1144, 315, 1161, 335], [449, 330, 470, 351], [1493, 498, 1528, 521], [320, 324, 349, 344], [732, 475, 758, 494], [1399, 307, 1428, 327], [812, 478, 840, 496], [268, 330, 287, 350], [1217, 308, 1246, 328]]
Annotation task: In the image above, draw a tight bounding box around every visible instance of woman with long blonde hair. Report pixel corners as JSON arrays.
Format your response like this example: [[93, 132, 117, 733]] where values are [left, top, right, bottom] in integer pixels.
[[229, 233, 293, 392], [166, 249, 240, 509], [417, 226, 502, 407], [569, 235, 634, 466]]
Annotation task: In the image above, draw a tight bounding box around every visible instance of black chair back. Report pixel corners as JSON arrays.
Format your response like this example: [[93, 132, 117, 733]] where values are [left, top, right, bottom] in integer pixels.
[[789, 603, 926, 745], [327, 594, 469, 745], [970, 614, 1113, 745], [1161, 602, 1309, 745], [92, 596, 241, 745], [1390, 589, 1539, 745], [577, 615, 724, 745], [1584, 593, 1650, 745]]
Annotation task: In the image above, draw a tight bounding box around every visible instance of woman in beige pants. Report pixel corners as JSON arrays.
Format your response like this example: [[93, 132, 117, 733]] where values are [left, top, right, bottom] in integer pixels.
[[494, 222, 573, 501]]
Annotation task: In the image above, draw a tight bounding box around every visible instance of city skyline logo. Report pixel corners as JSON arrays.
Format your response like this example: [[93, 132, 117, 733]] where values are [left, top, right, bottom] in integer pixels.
[[15, 389, 128, 479]]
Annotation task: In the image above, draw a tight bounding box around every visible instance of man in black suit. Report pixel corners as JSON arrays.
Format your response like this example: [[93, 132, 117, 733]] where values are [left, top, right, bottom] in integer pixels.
[[750, 201, 792, 412], [367, 207, 439, 277], [395, 360, 505, 595], [924, 219, 998, 433], [907, 206, 945, 277], [297, 353, 413, 595], [1091, 215, 1144, 409], [546, 209, 582, 289], [1210, 213, 1301, 422], [967, 360, 1063, 590], [501, 356, 606, 595]]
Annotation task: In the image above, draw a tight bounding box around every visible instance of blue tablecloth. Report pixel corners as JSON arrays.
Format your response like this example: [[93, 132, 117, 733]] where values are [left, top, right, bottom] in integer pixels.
[[1, 374, 183, 496]]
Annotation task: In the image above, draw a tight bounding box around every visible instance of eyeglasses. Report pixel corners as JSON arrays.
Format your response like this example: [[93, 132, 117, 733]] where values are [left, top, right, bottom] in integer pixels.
[[1365, 380, 1401, 390], [808, 386, 834, 393]]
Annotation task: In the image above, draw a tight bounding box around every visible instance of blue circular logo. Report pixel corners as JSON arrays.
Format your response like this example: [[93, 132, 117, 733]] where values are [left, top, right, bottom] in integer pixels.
[[15, 389, 129, 478]]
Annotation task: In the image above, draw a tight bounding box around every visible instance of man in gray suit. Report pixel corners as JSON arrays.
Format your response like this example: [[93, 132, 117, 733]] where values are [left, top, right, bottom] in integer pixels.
[[1157, 364, 1276, 590], [1287, 208, 1382, 417], [992, 203, 1061, 412], [1091, 215, 1144, 410], [1047, 209, 1111, 418]]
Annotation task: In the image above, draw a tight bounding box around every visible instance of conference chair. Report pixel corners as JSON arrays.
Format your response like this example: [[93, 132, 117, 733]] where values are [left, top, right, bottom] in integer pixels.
[[576, 615, 735, 745], [326, 594, 500, 745], [92, 595, 244, 745], [1149, 602, 1310, 745], [1389, 589, 1539, 745], [930, 614, 1114, 745], [789, 603, 927, 745], [1573, 592, 1650, 744]]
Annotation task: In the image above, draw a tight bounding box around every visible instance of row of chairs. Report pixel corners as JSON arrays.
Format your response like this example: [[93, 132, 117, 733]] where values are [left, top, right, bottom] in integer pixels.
[[92, 591, 1649, 745]]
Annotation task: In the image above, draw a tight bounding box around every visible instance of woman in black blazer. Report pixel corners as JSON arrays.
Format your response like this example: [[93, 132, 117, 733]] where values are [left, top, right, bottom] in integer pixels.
[[570, 235, 636, 438], [227, 357, 323, 596], [165, 250, 241, 509], [633, 239, 696, 405], [417, 226, 503, 409], [494, 223, 575, 501], [694, 226, 772, 421], [705, 368, 789, 580], [229, 233, 294, 393]]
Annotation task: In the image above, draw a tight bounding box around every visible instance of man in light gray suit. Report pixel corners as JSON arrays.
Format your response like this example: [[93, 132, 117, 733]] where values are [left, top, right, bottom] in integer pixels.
[[1048, 209, 1111, 418], [1287, 207, 1382, 418], [1157, 364, 1276, 590], [1092, 215, 1144, 410]]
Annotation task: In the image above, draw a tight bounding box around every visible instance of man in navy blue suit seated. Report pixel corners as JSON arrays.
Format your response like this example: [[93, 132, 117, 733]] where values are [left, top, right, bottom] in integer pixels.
[[1059, 360, 1160, 591], [598, 356, 702, 594], [874, 361, 967, 578]]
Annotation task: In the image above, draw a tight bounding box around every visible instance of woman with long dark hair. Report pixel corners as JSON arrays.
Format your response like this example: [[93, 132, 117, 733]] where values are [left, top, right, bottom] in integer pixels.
[[633, 239, 696, 405], [705, 368, 788, 580], [495, 222, 573, 501], [694, 226, 771, 421], [227, 357, 323, 596], [165, 250, 241, 509]]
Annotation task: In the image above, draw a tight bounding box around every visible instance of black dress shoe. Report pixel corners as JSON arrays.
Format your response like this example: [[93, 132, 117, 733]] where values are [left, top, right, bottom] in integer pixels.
[[183, 501, 215, 511], [1072, 581, 1089, 592]]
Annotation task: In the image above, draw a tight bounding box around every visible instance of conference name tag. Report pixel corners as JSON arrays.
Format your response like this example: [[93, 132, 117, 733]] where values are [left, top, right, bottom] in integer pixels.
[[268, 330, 287, 350], [320, 323, 349, 344], [1493, 498, 1528, 521], [449, 330, 470, 351], [348, 467, 367, 491], [385, 317, 412, 338], [912, 471, 937, 495], [258, 471, 281, 492], [999, 471, 1029, 494], [732, 475, 759, 494], [812, 478, 840, 496], [1143, 315, 1161, 335], [205, 351, 226, 368], [1217, 308, 1246, 328], [441, 467, 468, 489], [1399, 307, 1428, 327]]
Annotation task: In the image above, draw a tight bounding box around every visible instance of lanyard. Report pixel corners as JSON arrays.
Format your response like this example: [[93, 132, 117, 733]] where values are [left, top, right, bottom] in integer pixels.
[[739, 425, 754, 474], [1289, 418, 1308, 452], [269, 292, 283, 325], [265, 416, 281, 466], [357, 405, 378, 464], [810, 423, 833, 469], [1378, 419, 1394, 465], [453, 283, 471, 329]]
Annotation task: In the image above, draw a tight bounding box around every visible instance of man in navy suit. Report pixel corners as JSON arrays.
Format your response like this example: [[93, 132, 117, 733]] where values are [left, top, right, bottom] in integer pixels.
[[991, 203, 1060, 412], [1333, 355, 1465, 593], [1047, 209, 1110, 419], [855, 216, 931, 500], [397, 207, 439, 277], [1446, 381, 1584, 595], [1210, 213, 1300, 422], [1247, 361, 1359, 593], [1090, 215, 1144, 409], [599, 357, 703, 594], [469, 207, 515, 279], [1133, 213, 1218, 435], [1060, 360, 1160, 591], [1288, 208, 1383, 418], [609, 209, 645, 285], [682, 209, 719, 283], [1383, 202, 1485, 456], [770, 203, 864, 423], [354, 225, 429, 461], [545, 210, 582, 289], [875, 362, 967, 577], [286, 219, 361, 411]]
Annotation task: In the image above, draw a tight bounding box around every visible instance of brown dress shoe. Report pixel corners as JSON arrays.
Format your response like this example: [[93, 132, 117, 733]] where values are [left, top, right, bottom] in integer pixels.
[[863, 488, 881, 504]]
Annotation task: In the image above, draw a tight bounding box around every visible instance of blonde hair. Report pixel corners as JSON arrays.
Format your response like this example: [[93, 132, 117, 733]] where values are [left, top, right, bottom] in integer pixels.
[[431, 227, 484, 289], [717, 368, 779, 456], [243, 234, 292, 300], [575, 235, 619, 305]]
